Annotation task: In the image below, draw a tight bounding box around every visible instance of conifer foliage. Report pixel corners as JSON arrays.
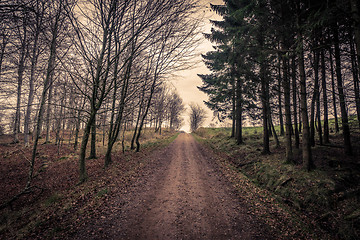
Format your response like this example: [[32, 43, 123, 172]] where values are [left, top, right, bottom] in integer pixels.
[[199, 0, 360, 169]]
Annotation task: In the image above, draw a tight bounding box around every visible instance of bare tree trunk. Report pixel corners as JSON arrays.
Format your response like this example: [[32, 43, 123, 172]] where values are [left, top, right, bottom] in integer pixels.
[[231, 79, 235, 138], [14, 27, 27, 144], [298, 99, 302, 133], [24, 5, 44, 147], [0, 34, 7, 76], [45, 80, 54, 143], [350, 32, 360, 128], [298, 31, 313, 171], [235, 78, 242, 144], [131, 103, 142, 150], [282, 57, 293, 163], [333, 24, 353, 155], [310, 49, 320, 147], [89, 116, 97, 159], [74, 107, 81, 150], [329, 47, 340, 133], [321, 49, 329, 143], [350, 0, 360, 104], [27, 0, 61, 188], [261, 65, 270, 154], [269, 112, 279, 148], [278, 54, 284, 136], [291, 56, 300, 148], [79, 111, 95, 182], [136, 76, 157, 152]]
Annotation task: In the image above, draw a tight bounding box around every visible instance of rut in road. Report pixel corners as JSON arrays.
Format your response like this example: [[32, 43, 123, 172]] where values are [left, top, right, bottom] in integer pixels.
[[75, 133, 272, 239]]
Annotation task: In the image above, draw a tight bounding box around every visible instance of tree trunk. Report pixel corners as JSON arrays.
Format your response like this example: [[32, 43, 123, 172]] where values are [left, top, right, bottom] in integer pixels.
[[14, 35, 27, 144], [269, 112, 280, 148], [298, 100, 302, 133], [350, 32, 360, 128], [291, 56, 300, 148], [333, 24, 353, 155], [278, 54, 285, 136], [235, 78, 242, 144], [329, 47, 340, 133], [350, 0, 360, 108], [89, 116, 97, 159], [79, 111, 96, 183], [45, 81, 54, 143], [298, 31, 313, 171], [282, 57, 293, 163], [261, 65, 270, 154], [316, 89, 323, 146], [27, 3, 60, 188], [24, 32, 41, 147], [321, 49, 329, 143], [310, 49, 320, 147], [136, 75, 157, 152], [74, 106, 81, 150], [231, 79, 235, 138]]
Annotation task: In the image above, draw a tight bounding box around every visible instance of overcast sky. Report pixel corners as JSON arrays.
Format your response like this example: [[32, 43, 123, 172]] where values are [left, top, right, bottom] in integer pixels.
[[171, 0, 224, 132]]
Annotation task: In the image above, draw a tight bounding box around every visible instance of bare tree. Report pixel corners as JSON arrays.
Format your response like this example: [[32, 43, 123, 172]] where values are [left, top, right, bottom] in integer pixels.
[[167, 89, 185, 130], [189, 102, 206, 132]]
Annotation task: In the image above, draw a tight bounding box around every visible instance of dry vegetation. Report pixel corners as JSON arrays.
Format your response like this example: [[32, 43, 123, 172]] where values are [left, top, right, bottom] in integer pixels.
[[0, 128, 178, 239]]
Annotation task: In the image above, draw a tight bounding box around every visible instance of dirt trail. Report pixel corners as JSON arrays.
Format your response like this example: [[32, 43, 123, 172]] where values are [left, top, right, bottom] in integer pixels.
[[74, 133, 272, 239]]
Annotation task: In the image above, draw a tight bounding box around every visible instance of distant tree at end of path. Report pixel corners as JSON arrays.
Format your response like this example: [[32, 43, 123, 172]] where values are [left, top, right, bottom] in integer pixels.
[[189, 103, 206, 132]]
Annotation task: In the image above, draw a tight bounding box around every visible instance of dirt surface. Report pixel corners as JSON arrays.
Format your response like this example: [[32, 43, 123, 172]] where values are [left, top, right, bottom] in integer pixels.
[[73, 133, 272, 239]]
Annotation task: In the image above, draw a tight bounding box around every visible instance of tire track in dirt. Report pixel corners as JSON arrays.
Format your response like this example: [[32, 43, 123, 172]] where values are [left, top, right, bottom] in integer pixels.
[[73, 133, 272, 239]]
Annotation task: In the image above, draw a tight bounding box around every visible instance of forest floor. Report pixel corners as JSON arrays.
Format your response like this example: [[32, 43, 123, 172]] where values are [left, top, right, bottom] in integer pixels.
[[0, 131, 324, 239], [0, 129, 354, 239]]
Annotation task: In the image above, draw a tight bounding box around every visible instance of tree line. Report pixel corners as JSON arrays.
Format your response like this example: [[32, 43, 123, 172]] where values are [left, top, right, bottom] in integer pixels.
[[199, 0, 360, 170], [0, 0, 200, 190]]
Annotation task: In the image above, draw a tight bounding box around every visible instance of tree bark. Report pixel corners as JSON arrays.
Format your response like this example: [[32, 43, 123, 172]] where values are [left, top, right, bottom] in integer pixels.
[[269, 112, 279, 148], [14, 25, 27, 144], [349, 31, 360, 128], [261, 65, 270, 154], [89, 116, 97, 159], [79, 111, 95, 183], [27, 0, 61, 188], [298, 31, 313, 171], [45, 80, 54, 143], [282, 57, 293, 163], [278, 54, 284, 136], [235, 77, 242, 144], [321, 49, 329, 143], [310, 49, 320, 147], [350, 0, 360, 106], [333, 24, 353, 155], [231, 79, 235, 138], [291, 56, 300, 148], [329, 47, 340, 133]]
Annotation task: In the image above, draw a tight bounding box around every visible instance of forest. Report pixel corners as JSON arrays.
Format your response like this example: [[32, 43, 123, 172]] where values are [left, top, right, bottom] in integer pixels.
[[0, 0, 199, 185], [199, 0, 360, 168], [1, 0, 360, 239], [196, 0, 360, 238]]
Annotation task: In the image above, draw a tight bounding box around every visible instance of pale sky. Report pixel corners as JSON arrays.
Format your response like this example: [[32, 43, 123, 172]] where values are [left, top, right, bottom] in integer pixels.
[[171, 0, 224, 132]]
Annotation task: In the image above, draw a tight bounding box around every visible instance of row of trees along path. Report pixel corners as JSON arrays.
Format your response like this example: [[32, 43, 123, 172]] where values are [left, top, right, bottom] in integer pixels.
[[0, 0, 201, 208], [199, 0, 360, 170]]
